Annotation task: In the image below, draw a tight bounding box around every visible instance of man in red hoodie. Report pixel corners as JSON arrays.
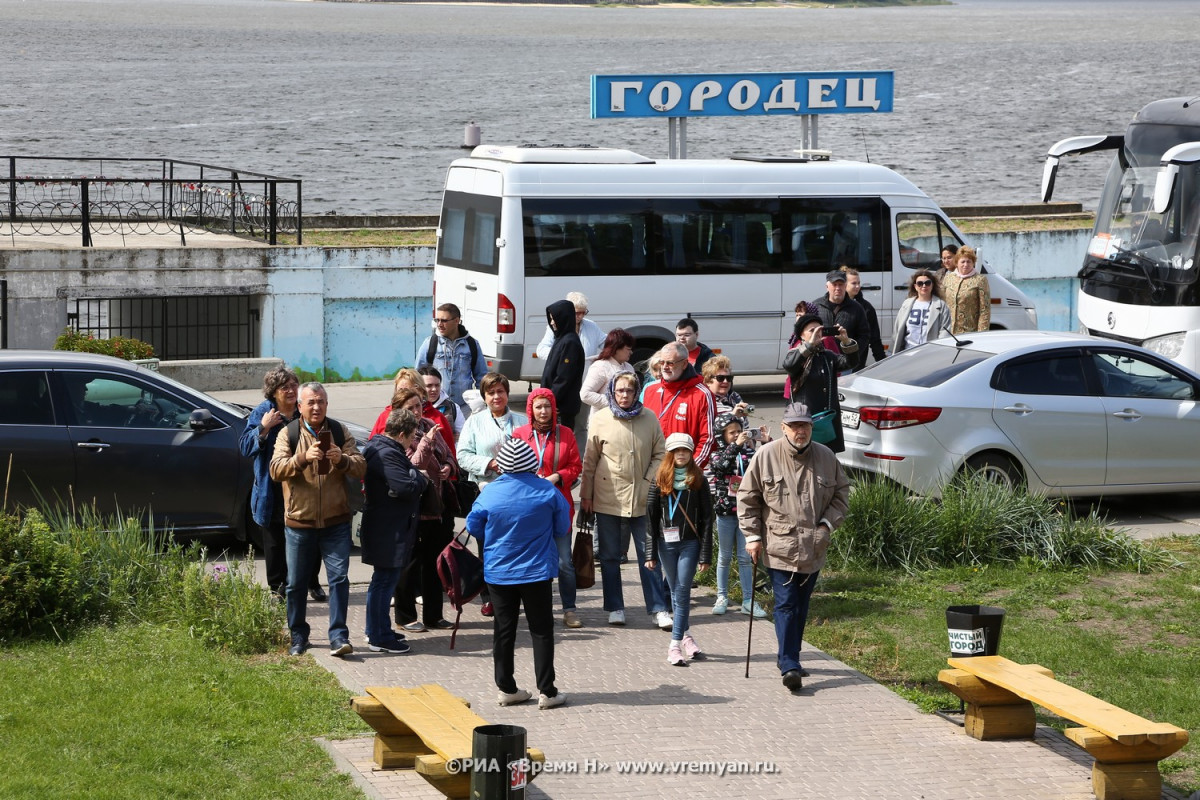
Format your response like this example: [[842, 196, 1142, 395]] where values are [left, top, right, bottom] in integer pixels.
[[642, 342, 717, 468], [513, 388, 585, 629]]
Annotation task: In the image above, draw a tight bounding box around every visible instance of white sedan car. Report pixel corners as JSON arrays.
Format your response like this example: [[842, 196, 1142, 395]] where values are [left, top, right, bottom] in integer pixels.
[[837, 330, 1200, 496]]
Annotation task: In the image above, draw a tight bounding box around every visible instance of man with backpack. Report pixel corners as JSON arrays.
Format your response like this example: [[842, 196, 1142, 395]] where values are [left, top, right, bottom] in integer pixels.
[[270, 382, 367, 658], [417, 303, 488, 420]]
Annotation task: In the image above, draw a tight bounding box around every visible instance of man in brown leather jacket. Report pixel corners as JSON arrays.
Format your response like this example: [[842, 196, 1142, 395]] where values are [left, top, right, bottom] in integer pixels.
[[270, 382, 366, 658]]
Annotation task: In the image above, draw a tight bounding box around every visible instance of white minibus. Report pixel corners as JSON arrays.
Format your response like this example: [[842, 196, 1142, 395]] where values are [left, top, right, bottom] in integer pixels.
[[434, 145, 1037, 381]]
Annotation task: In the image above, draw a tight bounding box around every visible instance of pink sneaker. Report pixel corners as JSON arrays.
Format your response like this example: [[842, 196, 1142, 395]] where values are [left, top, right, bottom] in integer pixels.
[[681, 632, 704, 661], [667, 640, 688, 667]]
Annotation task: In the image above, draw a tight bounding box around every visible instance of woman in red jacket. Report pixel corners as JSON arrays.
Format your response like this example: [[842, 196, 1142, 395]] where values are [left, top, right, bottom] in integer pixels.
[[513, 388, 583, 629]]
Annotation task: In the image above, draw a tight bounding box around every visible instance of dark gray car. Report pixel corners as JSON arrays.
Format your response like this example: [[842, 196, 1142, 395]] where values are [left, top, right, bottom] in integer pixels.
[[0, 350, 256, 541]]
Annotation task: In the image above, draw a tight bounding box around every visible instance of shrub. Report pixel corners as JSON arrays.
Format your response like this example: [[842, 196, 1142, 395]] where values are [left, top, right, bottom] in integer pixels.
[[0, 511, 99, 642], [167, 548, 286, 655], [0, 508, 284, 653], [54, 328, 155, 360], [830, 474, 1178, 573]]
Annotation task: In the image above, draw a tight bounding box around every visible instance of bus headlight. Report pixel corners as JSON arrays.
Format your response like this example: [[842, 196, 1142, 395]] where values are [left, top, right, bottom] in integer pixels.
[[1143, 332, 1185, 359]]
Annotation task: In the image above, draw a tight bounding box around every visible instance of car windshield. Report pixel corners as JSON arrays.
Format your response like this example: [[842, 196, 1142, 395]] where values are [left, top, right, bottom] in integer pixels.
[[138, 364, 247, 418], [858, 343, 993, 387]]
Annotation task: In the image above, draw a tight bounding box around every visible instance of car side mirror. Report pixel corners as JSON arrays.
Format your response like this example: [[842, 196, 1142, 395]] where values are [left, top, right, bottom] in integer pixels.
[[189, 409, 220, 432]]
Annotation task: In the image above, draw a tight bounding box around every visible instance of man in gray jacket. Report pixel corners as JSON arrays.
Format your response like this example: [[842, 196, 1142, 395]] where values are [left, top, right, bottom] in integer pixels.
[[738, 402, 850, 692]]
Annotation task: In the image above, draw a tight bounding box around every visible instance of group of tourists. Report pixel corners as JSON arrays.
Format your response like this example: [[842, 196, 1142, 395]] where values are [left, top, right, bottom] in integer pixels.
[[254, 257, 984, 698]]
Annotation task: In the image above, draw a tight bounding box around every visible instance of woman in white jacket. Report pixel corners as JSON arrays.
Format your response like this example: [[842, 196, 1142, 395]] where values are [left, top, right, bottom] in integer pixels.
[[456, 373, 527, 485], [892, 269, 951, 353], [579, 328, 636, 420]]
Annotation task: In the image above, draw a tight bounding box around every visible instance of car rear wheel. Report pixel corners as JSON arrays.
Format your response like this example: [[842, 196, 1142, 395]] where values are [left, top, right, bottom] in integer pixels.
[[963, 452, 1024, 488]]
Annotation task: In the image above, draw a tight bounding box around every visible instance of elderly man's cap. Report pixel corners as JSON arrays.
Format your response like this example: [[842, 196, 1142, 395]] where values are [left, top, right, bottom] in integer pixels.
[[497, 438, 539, 473], [782, 403, 813, 424], [825, 269, 848, 283]]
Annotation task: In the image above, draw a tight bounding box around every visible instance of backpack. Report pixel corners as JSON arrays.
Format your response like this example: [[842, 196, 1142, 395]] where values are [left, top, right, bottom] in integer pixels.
[[426, 333, 480, 375], [436, 530, 486, 649], [285, 418, 365, 514]]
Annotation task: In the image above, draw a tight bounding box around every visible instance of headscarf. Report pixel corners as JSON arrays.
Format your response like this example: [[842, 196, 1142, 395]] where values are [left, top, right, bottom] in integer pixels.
[[605, 373, 643, 420]]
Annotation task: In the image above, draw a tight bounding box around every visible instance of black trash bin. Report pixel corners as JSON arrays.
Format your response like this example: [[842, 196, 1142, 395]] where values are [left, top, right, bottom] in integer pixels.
[[945, 604, 1004, 658], [469, 723, 529, 800]]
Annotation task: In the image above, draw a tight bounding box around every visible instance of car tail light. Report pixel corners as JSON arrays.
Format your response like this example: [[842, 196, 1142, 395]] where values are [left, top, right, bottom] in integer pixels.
[[859, 406, 942, 430], [497, 293, 515, 334]]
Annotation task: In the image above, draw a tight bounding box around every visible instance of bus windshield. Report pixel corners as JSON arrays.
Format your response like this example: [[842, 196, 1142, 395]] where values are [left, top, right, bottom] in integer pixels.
[[1091, 127, 1200, 286]]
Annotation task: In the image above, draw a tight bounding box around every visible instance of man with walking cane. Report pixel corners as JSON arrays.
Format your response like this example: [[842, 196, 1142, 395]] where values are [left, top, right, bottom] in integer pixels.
[[737, 403, 850, 692]]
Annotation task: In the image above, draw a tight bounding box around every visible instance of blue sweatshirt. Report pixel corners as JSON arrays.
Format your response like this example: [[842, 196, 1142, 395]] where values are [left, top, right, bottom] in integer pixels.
[[465, 472, 571, 585]]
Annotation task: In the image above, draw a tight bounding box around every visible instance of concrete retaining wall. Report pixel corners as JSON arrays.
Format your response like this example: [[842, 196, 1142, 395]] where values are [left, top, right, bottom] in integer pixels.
[[158, 357, 285, 391]]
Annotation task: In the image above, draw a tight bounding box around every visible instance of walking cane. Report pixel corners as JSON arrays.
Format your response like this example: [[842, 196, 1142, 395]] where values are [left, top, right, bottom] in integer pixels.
[[744, 551, 759, 679]]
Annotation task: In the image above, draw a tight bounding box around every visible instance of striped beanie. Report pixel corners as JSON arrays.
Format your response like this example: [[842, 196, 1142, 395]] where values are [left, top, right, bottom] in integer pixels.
[[497, 437, 539, 474]]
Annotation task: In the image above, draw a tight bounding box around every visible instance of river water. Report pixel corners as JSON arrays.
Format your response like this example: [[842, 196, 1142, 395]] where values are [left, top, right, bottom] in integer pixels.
[[1, 0, 1196, 214]]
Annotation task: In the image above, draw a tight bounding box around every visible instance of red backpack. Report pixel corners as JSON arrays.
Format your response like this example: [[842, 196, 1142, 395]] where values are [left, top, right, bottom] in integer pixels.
[[436, 531, 486, 649]]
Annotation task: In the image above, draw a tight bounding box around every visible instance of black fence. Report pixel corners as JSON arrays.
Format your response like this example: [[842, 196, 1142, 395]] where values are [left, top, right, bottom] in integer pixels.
[[2, 157, 302, 246], [1, 279, 7, 349], [68, 295, 260, 360]]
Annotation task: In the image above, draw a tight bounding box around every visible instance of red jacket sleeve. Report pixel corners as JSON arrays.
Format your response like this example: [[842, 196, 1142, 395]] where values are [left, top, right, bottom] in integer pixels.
[[554, 425, 583, 487], [692, 385, 717, 469], [369, 406, 389, 439]]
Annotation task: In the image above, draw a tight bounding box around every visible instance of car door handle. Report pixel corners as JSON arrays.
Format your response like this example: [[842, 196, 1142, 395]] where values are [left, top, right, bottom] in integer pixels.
[[465, 283, 478, 291], [77, 442, 110, 451], [861, 284, 882, 291], [1002, 404, 1034, 415], [1112, 409, 1142, 420], [894, 284, 909, 290]]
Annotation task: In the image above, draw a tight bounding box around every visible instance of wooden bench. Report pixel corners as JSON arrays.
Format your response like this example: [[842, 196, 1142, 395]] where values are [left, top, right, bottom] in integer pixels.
[[350, 684, 545, 799], [939, 656, 1188, 800]]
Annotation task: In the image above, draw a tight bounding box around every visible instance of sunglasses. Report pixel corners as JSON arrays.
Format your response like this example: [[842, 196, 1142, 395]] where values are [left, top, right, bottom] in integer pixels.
[[915, 280, 933, 287], [712, 375, 733, 383]]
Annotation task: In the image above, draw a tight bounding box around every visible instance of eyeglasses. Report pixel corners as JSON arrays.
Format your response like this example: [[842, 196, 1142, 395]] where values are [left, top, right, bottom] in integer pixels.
[[712, 375, 733, 383], [662, 357, 687, 368], [915, 280, 933, 287], [434, 317, 457, 324], [613, 387, 636, 395]]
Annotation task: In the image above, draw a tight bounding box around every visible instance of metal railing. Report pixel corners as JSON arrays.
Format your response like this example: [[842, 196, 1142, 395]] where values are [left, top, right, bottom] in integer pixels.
[[1, 279, 7, 349], [2, 156, 302, 246], [68, 295, 260, 360]]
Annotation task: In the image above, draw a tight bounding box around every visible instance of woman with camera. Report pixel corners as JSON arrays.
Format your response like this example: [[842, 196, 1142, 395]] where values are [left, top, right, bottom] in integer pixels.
[[782, 313, 855, 454], [708, 411, 767, 618]]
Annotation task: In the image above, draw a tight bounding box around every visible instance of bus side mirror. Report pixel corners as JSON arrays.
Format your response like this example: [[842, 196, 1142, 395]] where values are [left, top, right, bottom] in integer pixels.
[[1152, 141, 1200, 214], [1041, 134, 1124, 203]]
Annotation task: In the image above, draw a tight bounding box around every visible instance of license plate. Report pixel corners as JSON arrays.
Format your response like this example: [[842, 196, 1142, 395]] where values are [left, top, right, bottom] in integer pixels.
[[841, 409, 860, 429]]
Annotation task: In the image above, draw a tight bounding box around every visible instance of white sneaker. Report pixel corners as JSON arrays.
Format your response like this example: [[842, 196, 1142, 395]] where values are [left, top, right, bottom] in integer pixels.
[[538, 692, 566, 710], [608, 610, 626, 626], [654, 611, 674, 630], [497, 689, 531, 706], [712, 595, 728, 615]]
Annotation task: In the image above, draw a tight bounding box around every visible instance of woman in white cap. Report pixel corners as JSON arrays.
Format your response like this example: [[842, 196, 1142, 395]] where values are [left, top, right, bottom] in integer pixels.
[[466, 438, 572, 710], [645, 433, 713, 666]]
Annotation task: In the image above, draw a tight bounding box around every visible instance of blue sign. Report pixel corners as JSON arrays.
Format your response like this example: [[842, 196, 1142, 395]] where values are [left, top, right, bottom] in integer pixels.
[[591, 71, 894, 119]]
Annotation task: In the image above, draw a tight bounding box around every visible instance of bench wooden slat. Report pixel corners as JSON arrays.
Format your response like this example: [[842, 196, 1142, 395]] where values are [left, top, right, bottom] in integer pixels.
[[947, 656, 1184, 746], [367, 685, 488, 761]]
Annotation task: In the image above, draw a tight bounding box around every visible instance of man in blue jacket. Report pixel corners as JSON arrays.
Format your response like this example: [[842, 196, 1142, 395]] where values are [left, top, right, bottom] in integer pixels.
[[466, 438, 571, 710], [416, 303, 488, 418]]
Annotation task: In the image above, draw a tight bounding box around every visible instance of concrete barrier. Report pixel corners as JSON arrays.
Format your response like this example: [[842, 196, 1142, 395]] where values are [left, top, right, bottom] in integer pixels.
[[158, 357, 284, 392]]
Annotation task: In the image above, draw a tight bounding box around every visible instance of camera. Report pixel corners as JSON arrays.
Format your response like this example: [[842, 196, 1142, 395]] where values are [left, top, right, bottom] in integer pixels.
[[746, 428, 762, 441], [821, 325, 839, 337], [744, 403, 755, 413]]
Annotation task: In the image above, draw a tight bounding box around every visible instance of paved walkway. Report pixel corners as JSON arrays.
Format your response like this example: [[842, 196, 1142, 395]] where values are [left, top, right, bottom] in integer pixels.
[[303, 575, 1096, 800]]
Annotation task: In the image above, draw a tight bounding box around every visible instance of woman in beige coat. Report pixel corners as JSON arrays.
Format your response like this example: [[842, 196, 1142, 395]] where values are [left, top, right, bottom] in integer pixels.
[[580, 372, 669, 628], [941, 245, 991, 334]]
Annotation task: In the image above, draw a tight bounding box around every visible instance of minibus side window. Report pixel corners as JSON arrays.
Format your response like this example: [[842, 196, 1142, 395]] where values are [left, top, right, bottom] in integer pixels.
[[896, 213, 960, 270], [782, 198, 884, 273], [437, 191, 500, 275]]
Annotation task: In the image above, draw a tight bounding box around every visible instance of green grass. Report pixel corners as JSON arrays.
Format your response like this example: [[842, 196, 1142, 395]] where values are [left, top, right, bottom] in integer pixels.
[[803, 535, 1200, 794], [0, 623, 370, 799]]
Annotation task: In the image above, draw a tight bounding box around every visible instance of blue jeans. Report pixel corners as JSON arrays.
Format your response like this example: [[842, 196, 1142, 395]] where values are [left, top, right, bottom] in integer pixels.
[[715, 514, 754, 601], [365, 566, 403, 644], [556, 531, 577, 611], [285, 522, 351, 645], [769, 567, 820, 674], [657, 538, 700, 640], [596, 513, 668, 615]]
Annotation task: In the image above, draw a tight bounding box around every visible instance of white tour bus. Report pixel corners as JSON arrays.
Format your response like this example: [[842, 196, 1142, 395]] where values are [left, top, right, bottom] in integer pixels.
[[434, 145, 1037, 381]]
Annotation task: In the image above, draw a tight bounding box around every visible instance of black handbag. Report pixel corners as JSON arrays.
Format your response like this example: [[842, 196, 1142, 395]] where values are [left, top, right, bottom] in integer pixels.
[[452, 478, 481, 516]]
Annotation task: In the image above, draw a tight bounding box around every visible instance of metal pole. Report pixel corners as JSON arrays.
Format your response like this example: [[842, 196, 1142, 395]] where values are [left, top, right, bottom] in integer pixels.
[[81, 179, 92, 247], [7, 157, 15, 222], [812, 115, 819, 151], [295, 180, 303, 246], [229, 171, 239, 235], [1, 279, 8, 349], [269, 181, 278, 245], [679, 118, 687, 159], [667, 118, 677, 159]]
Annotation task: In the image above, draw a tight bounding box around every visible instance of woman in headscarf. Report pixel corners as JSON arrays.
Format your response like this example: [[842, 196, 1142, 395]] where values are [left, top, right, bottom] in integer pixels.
[[782, 313, 852, 454]]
